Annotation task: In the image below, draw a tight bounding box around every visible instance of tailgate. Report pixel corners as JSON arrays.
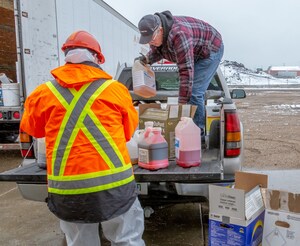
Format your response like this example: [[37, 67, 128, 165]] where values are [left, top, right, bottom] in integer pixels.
[[0, 161, 46, 183], [0, 149, 234, 184]]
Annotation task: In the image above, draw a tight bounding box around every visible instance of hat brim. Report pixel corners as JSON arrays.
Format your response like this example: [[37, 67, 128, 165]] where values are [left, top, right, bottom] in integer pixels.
[[139, 34, 153, 44]]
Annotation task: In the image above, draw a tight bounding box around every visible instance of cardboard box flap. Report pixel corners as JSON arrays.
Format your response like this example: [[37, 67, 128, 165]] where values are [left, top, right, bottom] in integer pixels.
[[235, 171, 268, 192], [261, 188, 300, 213], [139, 103, 161, 115], [209, 184, 246, 220], [139, 103, 197, 119], [245, 185, 264, 220], [140, 107, 169, 120]]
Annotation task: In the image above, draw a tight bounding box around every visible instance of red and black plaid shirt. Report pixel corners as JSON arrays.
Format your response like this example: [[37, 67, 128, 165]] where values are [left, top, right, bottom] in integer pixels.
[[148, 16, 222, 103]]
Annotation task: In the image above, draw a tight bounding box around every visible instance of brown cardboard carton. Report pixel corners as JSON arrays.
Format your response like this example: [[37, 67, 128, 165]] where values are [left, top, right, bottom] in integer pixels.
[[261, 188, 300, 246], [138, 103, 197, 158]]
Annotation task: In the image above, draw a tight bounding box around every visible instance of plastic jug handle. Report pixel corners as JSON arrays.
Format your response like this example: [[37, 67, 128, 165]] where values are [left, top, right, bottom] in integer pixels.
[[144, 127, 152, 138]]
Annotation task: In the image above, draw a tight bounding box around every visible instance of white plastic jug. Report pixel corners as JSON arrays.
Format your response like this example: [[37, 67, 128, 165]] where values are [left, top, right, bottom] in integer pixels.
[[126, 137, 138, 164], [175, 117, 201, 167], [134, 121, 154, 144], [37, 138, 46, 169], [132, 60, 156, 98], [127, 122, 154, 164]]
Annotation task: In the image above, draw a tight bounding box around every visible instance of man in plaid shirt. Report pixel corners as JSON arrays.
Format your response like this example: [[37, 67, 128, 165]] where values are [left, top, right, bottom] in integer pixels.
[[137, 10, 224, 143]]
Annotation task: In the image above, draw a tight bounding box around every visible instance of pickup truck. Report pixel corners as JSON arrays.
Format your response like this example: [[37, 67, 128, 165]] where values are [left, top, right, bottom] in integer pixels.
[[0, 63, 246, 215]]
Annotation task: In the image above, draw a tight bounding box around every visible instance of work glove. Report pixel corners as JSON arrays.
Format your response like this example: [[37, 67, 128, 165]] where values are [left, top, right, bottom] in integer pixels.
[[134, 53, 149, 65]]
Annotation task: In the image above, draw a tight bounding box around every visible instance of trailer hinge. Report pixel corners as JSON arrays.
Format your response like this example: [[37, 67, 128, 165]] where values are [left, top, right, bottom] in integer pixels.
[[22, 11, 28, 18], [24, 49, 30, 54]]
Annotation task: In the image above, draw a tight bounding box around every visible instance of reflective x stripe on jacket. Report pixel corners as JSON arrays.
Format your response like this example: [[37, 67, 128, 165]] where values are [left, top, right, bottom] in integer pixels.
[[45, 79, 134, 195]]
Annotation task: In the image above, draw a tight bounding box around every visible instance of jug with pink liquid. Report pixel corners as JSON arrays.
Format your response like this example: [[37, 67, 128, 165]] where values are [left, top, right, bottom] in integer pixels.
[[175, 117, 201, 168]]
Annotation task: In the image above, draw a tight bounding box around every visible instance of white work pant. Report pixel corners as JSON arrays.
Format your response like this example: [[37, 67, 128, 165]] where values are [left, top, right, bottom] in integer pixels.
[[60, 197, 145, 246]]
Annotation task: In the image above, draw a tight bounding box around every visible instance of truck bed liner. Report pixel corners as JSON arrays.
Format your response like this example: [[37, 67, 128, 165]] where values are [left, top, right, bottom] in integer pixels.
[[0, 149, 234, 183]]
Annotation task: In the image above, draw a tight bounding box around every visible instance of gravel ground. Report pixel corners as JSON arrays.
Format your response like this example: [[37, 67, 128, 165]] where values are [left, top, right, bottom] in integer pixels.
[[236, 89, 300, 170]]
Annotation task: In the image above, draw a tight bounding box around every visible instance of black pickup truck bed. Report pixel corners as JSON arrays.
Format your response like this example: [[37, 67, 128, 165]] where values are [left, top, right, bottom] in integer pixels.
[[0, 149, 234, 183]]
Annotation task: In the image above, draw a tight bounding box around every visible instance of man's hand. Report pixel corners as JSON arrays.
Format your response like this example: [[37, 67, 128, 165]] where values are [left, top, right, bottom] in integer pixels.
[[134, 53, 148, 65]]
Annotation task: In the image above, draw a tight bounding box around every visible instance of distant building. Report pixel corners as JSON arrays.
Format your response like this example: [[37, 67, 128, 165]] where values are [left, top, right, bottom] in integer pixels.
[[267, 66, 300, 78]]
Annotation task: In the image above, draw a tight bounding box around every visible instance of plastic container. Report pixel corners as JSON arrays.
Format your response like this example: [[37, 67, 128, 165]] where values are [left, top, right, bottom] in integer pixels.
[[175, 117, 201, 168], [132, 60, 156, 98], [128, 122, 154, 165], [134, 121, 154, 144], [1, 83, 20, 106], [126, 137, 138, 164], [37, 138, 46, 169], [0, 73, 11, 84], [138, 127, 169, 170]]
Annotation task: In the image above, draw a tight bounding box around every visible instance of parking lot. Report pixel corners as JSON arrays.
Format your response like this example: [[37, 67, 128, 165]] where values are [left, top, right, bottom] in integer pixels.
[[0, 89, 299, 245]]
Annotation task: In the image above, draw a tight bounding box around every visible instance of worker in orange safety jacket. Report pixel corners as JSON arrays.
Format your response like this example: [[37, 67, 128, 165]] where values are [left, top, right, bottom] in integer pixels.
[[20, 30, 145, 246]]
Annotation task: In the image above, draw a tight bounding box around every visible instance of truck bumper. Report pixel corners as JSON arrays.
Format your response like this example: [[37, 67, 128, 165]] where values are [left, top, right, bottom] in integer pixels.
[[17, 183, 47, 202]]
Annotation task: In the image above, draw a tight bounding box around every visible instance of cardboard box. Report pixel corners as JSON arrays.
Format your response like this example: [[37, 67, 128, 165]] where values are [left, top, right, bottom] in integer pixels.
[[138, 103, 197, 158], [261, 189, 300, 246], [209, 171, 268, 246], [206, 99, 221, 135]]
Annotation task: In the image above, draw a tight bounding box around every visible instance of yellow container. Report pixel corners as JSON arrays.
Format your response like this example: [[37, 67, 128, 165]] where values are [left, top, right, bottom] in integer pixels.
[[206, 100, 221, 135]]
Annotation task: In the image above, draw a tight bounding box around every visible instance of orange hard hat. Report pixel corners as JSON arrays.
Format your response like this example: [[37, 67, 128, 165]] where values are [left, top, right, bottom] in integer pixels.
[[62, 30, 105, 64]]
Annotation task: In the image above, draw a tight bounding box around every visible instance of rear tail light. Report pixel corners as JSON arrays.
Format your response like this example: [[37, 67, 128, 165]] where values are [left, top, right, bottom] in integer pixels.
[[224, 110, 241, 157], [19, 131, 35, 158], [21, 148, 34, 158], [13, 111, 20, 119], [0, 112, 2, 119]]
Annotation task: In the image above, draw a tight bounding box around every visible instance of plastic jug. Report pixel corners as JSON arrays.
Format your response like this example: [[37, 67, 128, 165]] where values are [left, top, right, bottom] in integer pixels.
[[138, 127, 169, 170], [128, 121, 154, 164], [126, 138, 138, 164], [37, 137, 47, 169], [175, 117, 201, 167], [132, 60, 156, 98], [134, 121, 154, 144]]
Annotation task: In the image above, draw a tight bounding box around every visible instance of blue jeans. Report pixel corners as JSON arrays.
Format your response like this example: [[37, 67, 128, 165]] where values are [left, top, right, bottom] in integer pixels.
[[188, 43, 224, 136]]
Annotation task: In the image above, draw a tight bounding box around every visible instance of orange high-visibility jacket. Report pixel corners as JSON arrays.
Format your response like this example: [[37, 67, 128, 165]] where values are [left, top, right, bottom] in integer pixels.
[[20, 63, 139, 222]]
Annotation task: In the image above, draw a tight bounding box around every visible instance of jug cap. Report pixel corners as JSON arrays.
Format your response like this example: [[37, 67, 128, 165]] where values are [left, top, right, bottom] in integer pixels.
[[144, 121, 154, 128]]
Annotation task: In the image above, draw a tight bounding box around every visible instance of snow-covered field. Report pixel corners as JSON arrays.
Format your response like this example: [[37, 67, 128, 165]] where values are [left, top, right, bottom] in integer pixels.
[[220, 61, 300, 87]]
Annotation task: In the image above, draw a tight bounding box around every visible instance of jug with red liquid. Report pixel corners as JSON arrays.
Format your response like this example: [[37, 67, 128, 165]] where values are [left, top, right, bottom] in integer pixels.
[[138, 127, 169, 170]]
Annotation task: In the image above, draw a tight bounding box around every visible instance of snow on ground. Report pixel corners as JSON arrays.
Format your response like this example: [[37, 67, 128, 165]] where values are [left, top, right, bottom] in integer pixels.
[[263, 104, 300, 116], [220, 60, 300, 86]]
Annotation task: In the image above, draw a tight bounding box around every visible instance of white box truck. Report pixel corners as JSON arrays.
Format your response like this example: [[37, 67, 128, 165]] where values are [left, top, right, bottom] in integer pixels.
[[0, 0, 146, 152]]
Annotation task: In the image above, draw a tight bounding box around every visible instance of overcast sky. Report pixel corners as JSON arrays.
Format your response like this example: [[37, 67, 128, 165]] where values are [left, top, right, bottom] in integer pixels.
[[103, 0, 300, 70]]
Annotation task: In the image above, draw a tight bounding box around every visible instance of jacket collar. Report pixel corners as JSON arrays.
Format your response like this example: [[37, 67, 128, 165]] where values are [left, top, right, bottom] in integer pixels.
[[51, 63, 112, 88]]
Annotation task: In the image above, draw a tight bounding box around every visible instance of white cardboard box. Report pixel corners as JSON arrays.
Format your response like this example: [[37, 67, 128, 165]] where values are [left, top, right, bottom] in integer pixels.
[[209, 171, 268, 246], [262, 188, 300, 246]]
